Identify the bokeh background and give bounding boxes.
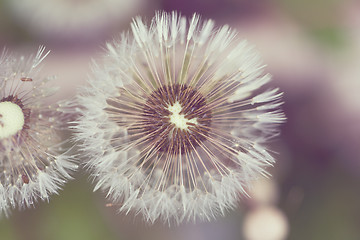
[0,0,359,239]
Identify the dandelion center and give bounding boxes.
[141,84,212,153]
[0,101,25,139]
[168,102,197,130]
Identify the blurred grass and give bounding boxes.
[288,166,360,240]
[40,176,118,240]
[0,214,17,239]
[0,175,120,240]
[308,27,348,49]
[280,0,348,50]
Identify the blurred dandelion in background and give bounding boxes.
[74,11,285,224]
[243,205,289,240]
[3,0,149,43]
[0,46,77,216]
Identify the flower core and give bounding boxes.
[168,101,197,130]
[139,84,212,153]
[0,101,25,139]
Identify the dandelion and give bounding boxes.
[0,46,77,216]
[75,12,285,224]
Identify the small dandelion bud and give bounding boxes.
[0,46,77,216]
[75,12,286,224]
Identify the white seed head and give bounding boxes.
[0,47,77,216]
[0,101,25,139]
[75,11,285,225]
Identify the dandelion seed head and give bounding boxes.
[75,12,285,224]
[0,47,77,216]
